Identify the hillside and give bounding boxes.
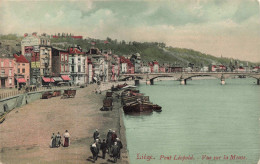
[0,34,257,67]
[51,37,255,67]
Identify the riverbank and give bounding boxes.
[0,83,129,164]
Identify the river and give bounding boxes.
[123,78,260,164]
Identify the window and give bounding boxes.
[78,58,81,62]
[65,55,67,61]
[61,54,64,61]
[71,66,74,72]
[65,65,67,72]
[78,65,81,72]
[22,64,25,66]
[1,61,4,67]
[9,69,12,76]
[1,69,4,74]
[9,78,12,85]
[22,69,25,73]
[78,76,81,80]
[18,69,20,73]
[9,61,12,67]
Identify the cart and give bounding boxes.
[42,92,52,99]
[101,98,113,111]
[52,90,61,97]
[61,89,76,99]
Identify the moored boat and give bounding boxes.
[152,104,162,112]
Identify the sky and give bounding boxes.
[0,0,260,62]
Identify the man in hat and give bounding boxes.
[95,138,101,154]
[100,139,107,159]
[116,138,123,159]
[111,142,119,163]
[111,131,117,143]
[90,142,98,162]
[106,129,113,154]
[93,129,99,141]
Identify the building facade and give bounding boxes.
[13,54,30,87]
[0,54,15,88]
[69,46,86,85]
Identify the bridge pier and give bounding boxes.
[180,78,186,85]
[134,79,140,86]
[146,80,151,85]
[221,79,225,85]
[220,74,225,85]
[257,79,260,85]
[150,79,154,85]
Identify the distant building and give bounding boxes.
[69,46,86,85]
[120,56,134,74]
[130,53,141,73]
[87,47,108,82]
[168,66,183,72]
[21,33,51,86]
[13,53,30,87]
[148,61,159,73]
[52,47,70,84]
[140,62,151,73]
[0,52,16,88]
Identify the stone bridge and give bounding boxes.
[120,72,260,85]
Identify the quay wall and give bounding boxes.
[0,88,76,114]
[99,80,135,91]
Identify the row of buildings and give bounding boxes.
[0,33,259,89]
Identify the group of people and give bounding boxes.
[50,130,70,148]
[90,129,123,163]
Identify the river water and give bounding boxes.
[123,78,260,164]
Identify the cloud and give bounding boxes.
[0,0,259,62]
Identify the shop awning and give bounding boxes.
[17,78,26,83]
[52,77,63,82]
[42,77,54,83]
[61,75,71,81]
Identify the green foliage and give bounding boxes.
[0,34,22,41]
[1,34,256,67]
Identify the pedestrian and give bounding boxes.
[116,138,123,159]
[100,139,107,159]
[50,133,56,148]
[93,129,99,141]
[63,130,70,147]
[90,142,98,163]
[106,129,113,154]
[56,132,61,147]
[111,131,117,143]
[111,142,119,163]
[95,138,101,155]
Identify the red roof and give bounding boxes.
[69,47,84,55]
[13,54,29,63]
[120,56,133,67]
[71,36,83,39]
[61,75,71,81]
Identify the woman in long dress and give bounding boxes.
[63,130,70,147]
[50,133,56,148]
[56,132,61,147]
